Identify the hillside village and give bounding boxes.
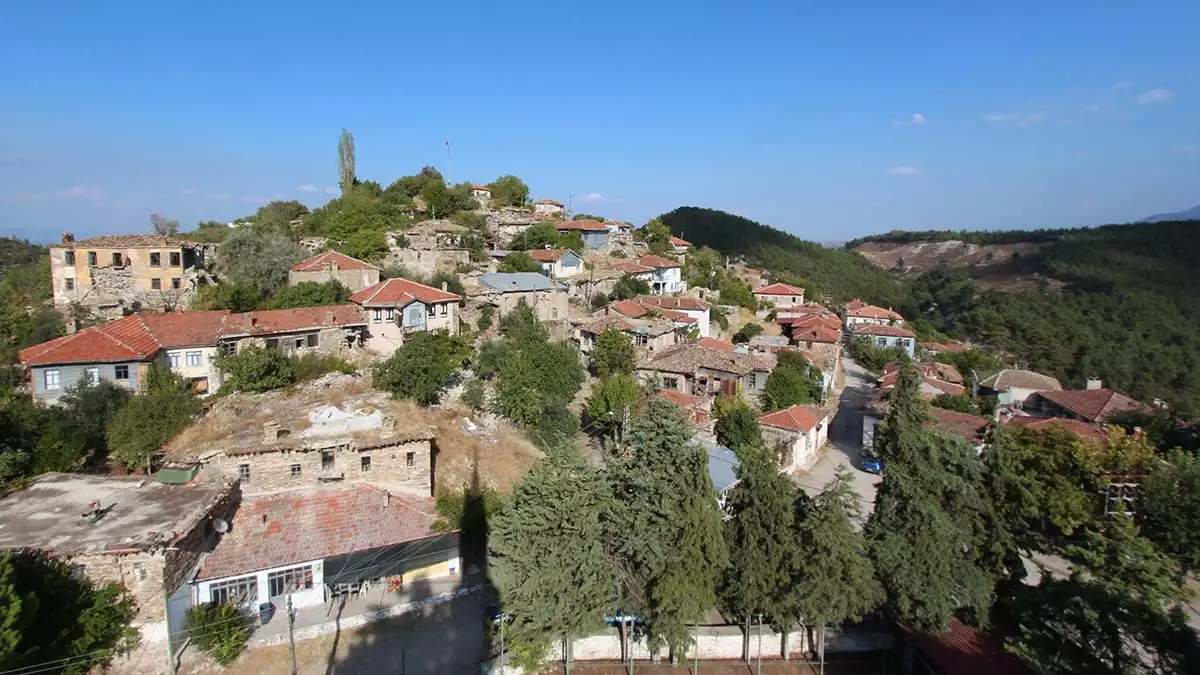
[0,154,1197,675]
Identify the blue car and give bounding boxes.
[860,453,884,474]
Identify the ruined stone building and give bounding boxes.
[288,250,381,292]
[50,233,211,319]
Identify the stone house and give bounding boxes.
[218,305,367,356]
[288,250,381,292]
[976,369,1063,407]
[533,199,565,216]
[852,323,917,357]
[658,389,713,426]
[529,248,584,278]
[556,219,610,249]
[576,315,681,355]
[49,233,210,319]
[636,342,774,400]
[758,404,832,471]
[635,294,711,337]
[753,282,806,309]
[0,473,238,652]
[608,298,701,336]
[385,221,472,277]
[473,272,570,322]
[842,299,905,329]
[349,278,462,356]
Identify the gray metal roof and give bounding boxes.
[703,443,740,493]
[477,272,566,293]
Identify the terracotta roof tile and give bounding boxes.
[19,311,232,366]
[556,219,607,232]
[789,324,842,344]
[847,304,904,321]
[754,282,806,296]
[758,404,830,433]
[636,294,711,311]
[643,343,773,377]
[844,299,869,311]
[883,361,964,384]
[528,248,573,262]
[291,250,380,272]
[196,486,441,581]
[901,618,1029,675]
[1030,388,1149,423]
[929,408,990,444]
[1008,416,1107,442]
[852,324,916,338]
[607,261,655,275]
[920,341,968,353]
[670,236,692,247]
[223,305,366,336]
[609,300,650,319]
[696,337,737,351]
[978,369,1062,392]
[350,278,461,306]
[636,254,681,269]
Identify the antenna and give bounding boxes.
[212,517,230,534]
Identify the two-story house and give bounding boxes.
[852,323,917,357]
[288,250,381,292]
[636,342,775,400]
[753,282,806,308]
[671,236,692,255]
[758,404,832,471]
[471,184,492,206]
[473,273,569,322]
[349,278,462,356]
[529,248,584,278]
[635,294,710,337]
[49,233,209,318]
[843,299,905,329]
[576,315,682,355]
[556,220,610,249]
[1023,383,1150,424]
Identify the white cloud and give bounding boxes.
[578,192,605,203]
[890,113,927,126]
[884,166,922,176]
[1176,144,1197,158]
[1137,88,1175,105]
[982,110,1047,128]
[0,186,105,205]
[1081,104,1104,114]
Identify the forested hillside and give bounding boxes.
[661,208,1200,415]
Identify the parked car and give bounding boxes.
[860,453,884,474]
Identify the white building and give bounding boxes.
[758,404,831,471]
[529,248,584,278]
[852,323,917,358]
[753,282,806,308]
[533,199,565,216]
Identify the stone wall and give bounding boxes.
[205,438,434,497]
[382,247,470,277]
[162,485,242,594]
[75,550,168,622]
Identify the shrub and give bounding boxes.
[213,346,298,393]
[295,353,356,381]
[732,322,764,344]
[461,378,488,412]
[186,603,250,665]
[477,305,495,332]
[589,292,610,311]
[373,332,471,405]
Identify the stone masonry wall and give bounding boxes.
[206,439,433,497]
[75,550,168,622]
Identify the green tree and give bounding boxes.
[476,304,495,332]
[732,322,763,344]
[213,345,298,393]
[215,229,307,296]
[930,393,977,414]
[107,365,199,471]
[720,444,804,646]
[717,276,757,309]
[492,447,616,668]
[713,397,763,453]
[338,128,355,196]
[795,470,884,668]
[643,218,674,256]
[494,341,584,426]
[335,228,389,262]
[1140,449,1200,575]
[251,200,309,234]
[498,300,549,345]
[591,327,635,377]
[486,175,530,207]
[189,282,264,312]
[373,332,471,405]
[461,378,488,412]
[606,398,729,656]
[586,374,640,439]
[498,251,542,274]
[682,246,723,289]
[183,220,233,243]
[611,275,651,301]
[265,280,351,309]
[762,350,822,411]
[58,379,131,459]
[185,603,249,665]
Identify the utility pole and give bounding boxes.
[756,613,763,675]
[692,623,699,674]
[287,595,298,675]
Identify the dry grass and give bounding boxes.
[425,405,541,492]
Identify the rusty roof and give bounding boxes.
[758,404,831,433]
[1030,388,1149,423]
[291,250,380,272]
[350,278,461,307]
[195,485,441,581]
[636,294,710,311]
[556,219,607,232]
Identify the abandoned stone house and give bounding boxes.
[0,473,239,640]
[575,315,682,355]
[384,221,472,276]
[472,272,570,322]
[49,233,211,319]
[288,250,381,292]
[636,342,775,400]
[758,404,832,471]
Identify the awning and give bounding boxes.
[322,532,460,586]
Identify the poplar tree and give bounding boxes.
[606,397,728,657]
[338,128,355,196]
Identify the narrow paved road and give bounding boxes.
[797,357,881,510]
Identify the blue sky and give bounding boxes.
[1,0,1197,243]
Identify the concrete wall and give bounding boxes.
[31,360,141,400]
[289,267,381,293]
[363,302,458,356]
[862,413,880,450]
[865,334,915,358]
[160,346,222,394]
[75,550,168,622]
[762,416,829,471]
[204,438,434,497]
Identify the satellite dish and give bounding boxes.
[212,518,230,534]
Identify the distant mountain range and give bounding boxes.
[1141,204,1200,223]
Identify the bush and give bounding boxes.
[461,378,488,412]
[732,323,764,344]
[107,365,199,471]
[611,275,651,301]
[589,292,610,311]
[499,251,543,274]
[186,603,250,665]
[213,346,298,393]
[373,332,471,405]
[477,305,495,332]
[265,280,350,310]
[931,393,978,414]
[295,353,356,381]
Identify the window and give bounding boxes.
[321,451,335,471]
[87,251,97,266]
[64,250,75,265]
[186,351,202,367]
[111,252,122,266]
[114,365,129,380]
[265,338,280,350]
[373,309,382,324]
[552,307,559,319]
[877,337,887,346]
[169,251,181,266]
[634,334,648,347]
[439,303,447,316]
[131,561,147,582]
[361,455,371,472]
[405,452,415,467]
[65,278,75,291]
[385,308,394,322]
[305,333,318,348]
[747,373,757,389]
[662,376,679,390]
[294,337,305,350]
[43,370,60,390]
[238,464,250,482]
[290,464,301,479]
[151,278,162,290]
[84,367,100,385]
[209,575,258,606]
[267,565,313,598]
[149,252,161,266]
[169,352,181,368]
[171,277,181,290]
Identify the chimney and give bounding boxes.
[441,281,448,291]
[324,308,335,325]
[1086,378,1103,390]
[61,233,75,244]
[511,280,519,290]
[243,313,254,331]
[262,421,281,444]
[331,260,340,274]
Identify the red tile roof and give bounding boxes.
[556,219,608,232]
[670,236,692,247]
[853,323,916,338]
[60,234,190,248]
[658,389,701,408]
[528,248,575,262]
[609,300,650,319]
[847,304,904,321]
[883,361,964,385]
[19,311,232,366]
[471,184,491,192]
[223,305,366,336]
[920,341,968,353]
[696,337,737,351]
[291,250,379,272]
[1008,416,1107,443]
[758,404,830,433]
[608,261,655,275]
[350,278,461,307]
[781,313,842,331]
[636,254,681,269]
[879,373,967,397]
[1031,388,1149,423]
[636,295,710,311]
[196,486,442,581]
[608,299,696,324]
[754,282,806,296]
[929,408,991,444]
[789,324,842,344]
[901,618,1029,675]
